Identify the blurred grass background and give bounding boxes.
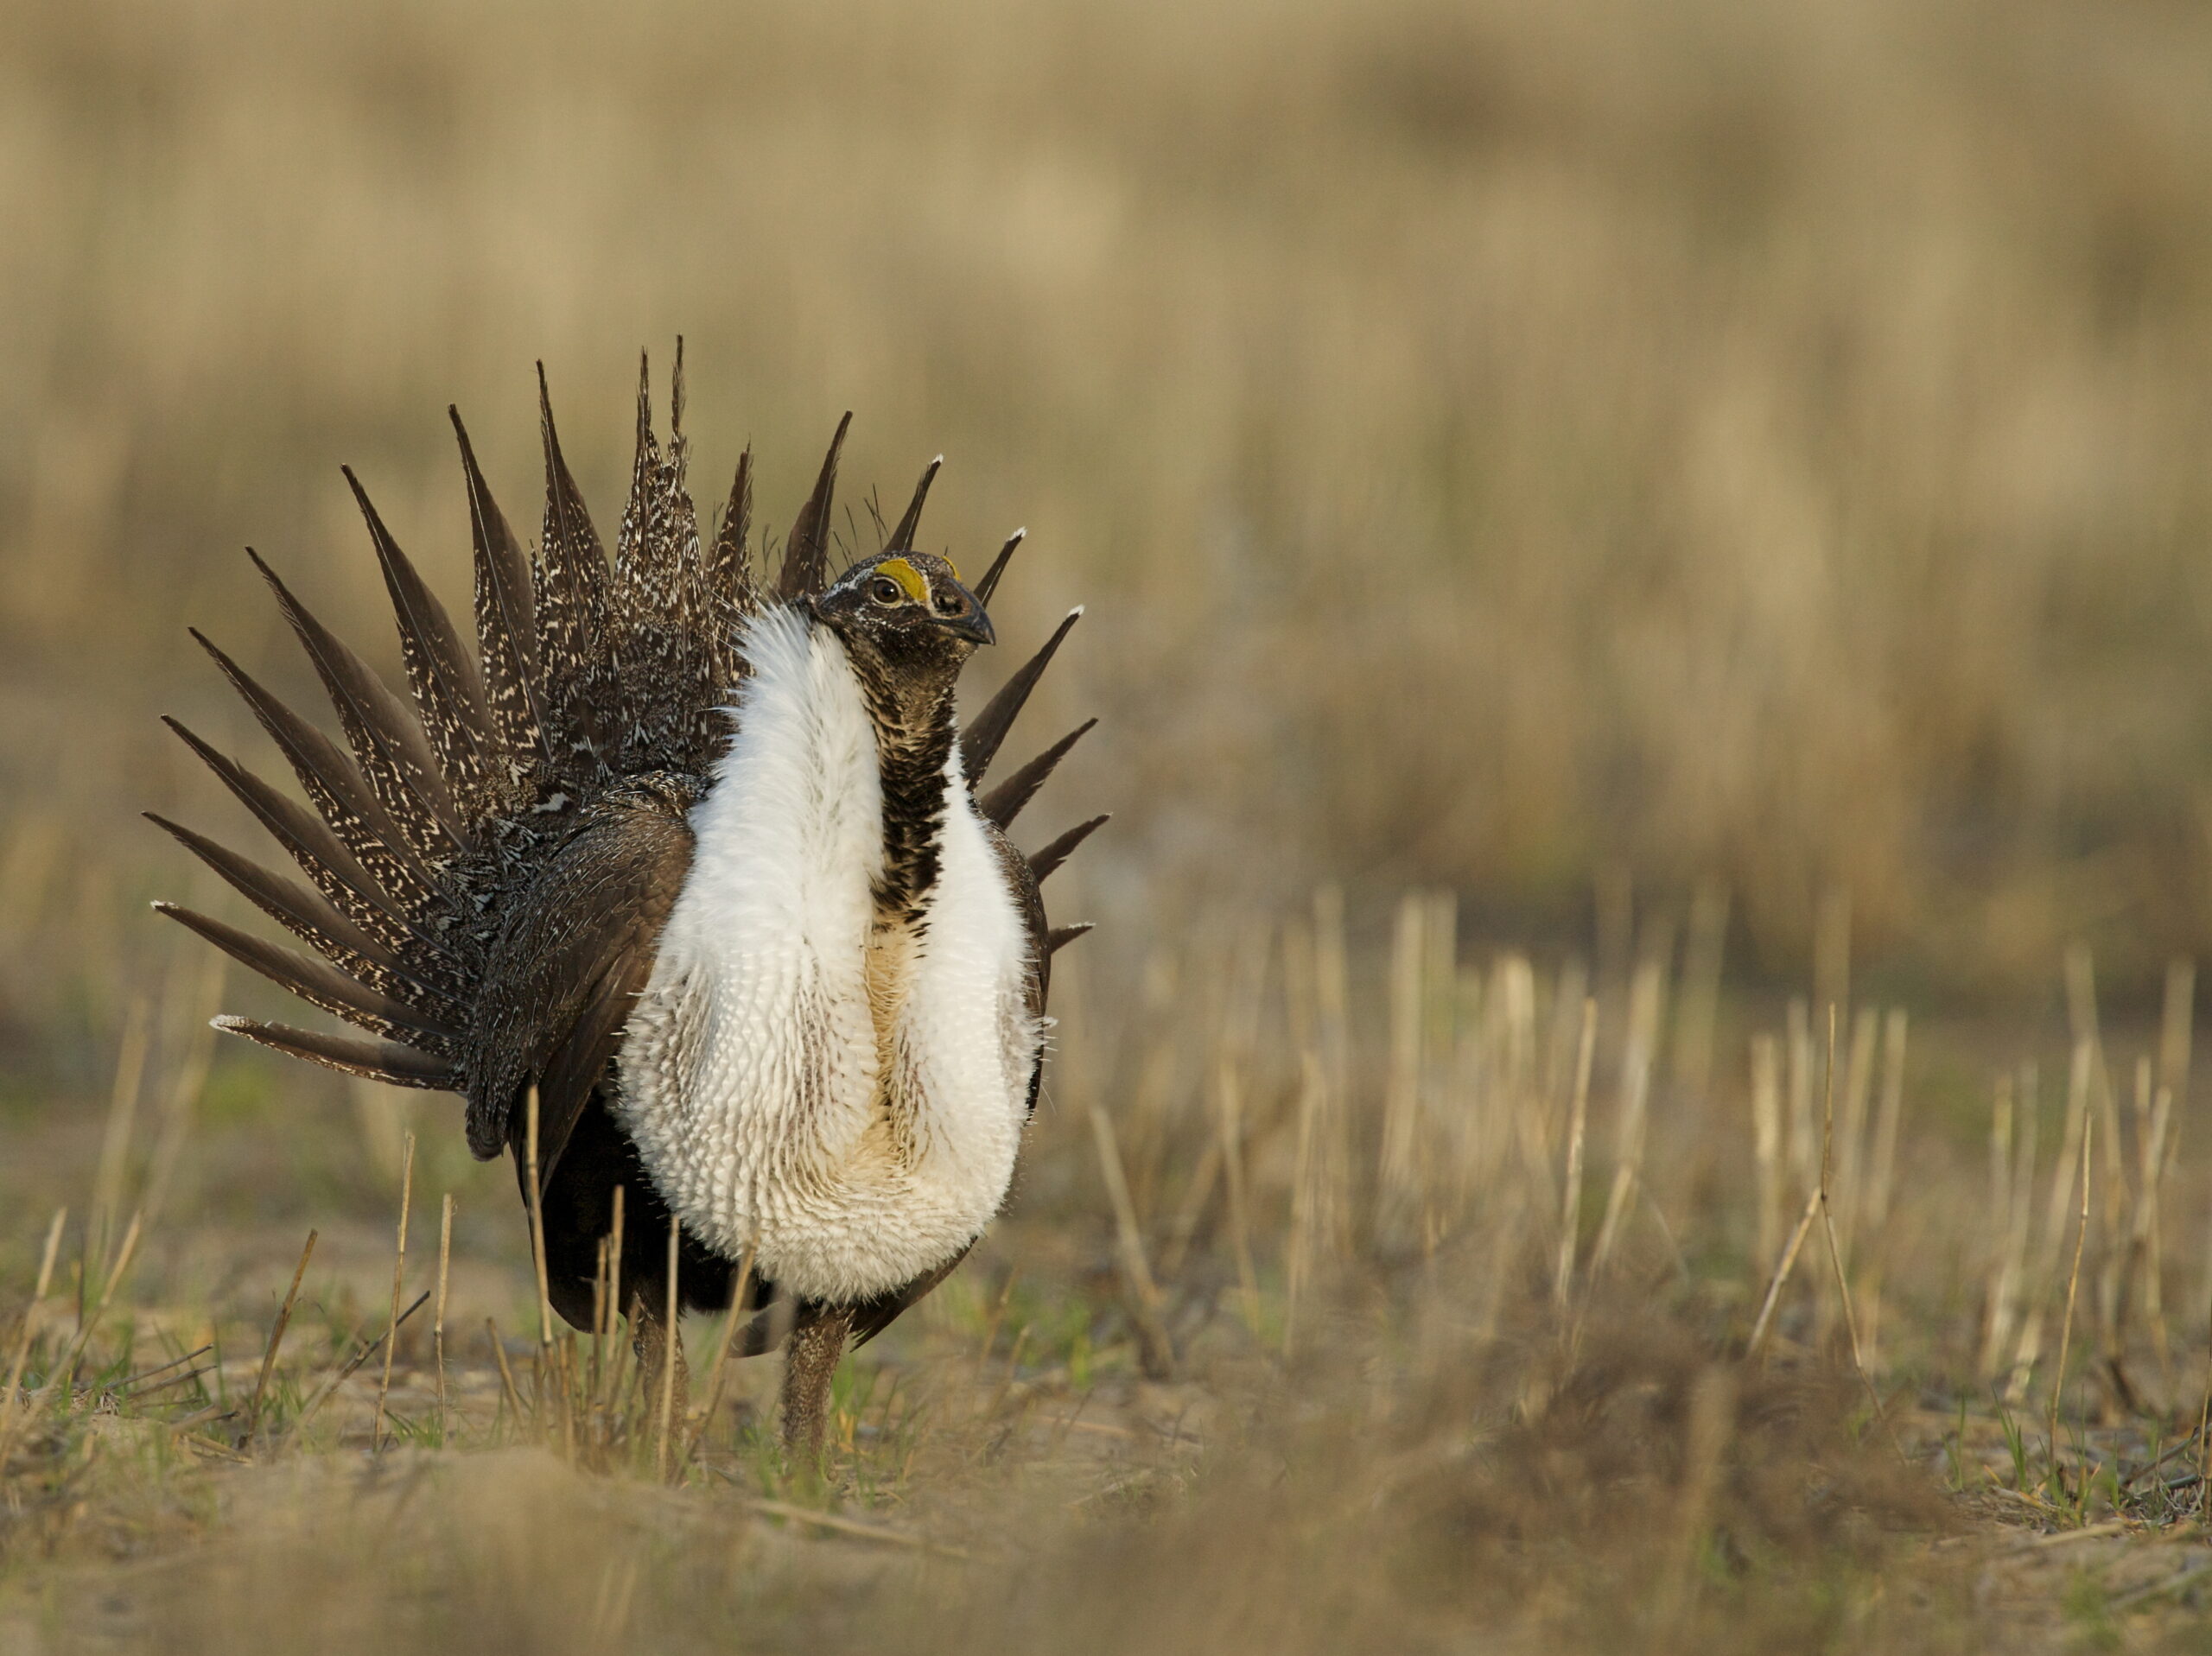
[9,0,2212,1063]
[13,5,2212,1644]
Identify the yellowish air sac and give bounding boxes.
[875,557,929,603]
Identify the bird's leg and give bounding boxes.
[779,1303,853,1460]
[630,1285,690,1436]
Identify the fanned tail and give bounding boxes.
[156,353,1104,1094]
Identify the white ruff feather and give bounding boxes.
[614,606,1039,1303]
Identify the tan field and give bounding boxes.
[7,0,2212,1647]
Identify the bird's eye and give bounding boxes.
[868,576,904,606]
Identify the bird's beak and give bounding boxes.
[931,581,996,646]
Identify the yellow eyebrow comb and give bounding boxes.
[874,557,930,602]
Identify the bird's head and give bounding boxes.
[811,551,995,693]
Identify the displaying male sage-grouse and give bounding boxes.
[149,355,1103,1453]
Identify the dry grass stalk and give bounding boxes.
[1979,1079,2022,1379]
[434,1194,454,1438]
[1310,886,1354,1256]
[245,1227,316,1443]
[603,1184,628,1413]
[554,1330,578,1463]
[1749,1187,1822,1363]
[686,1243,755,1469]
[1158,1139,1220,1282]
[2063,952,2131,1318]
[2009,1037,2094,1401]
[1832,1006,1878,1263]
[1863,1016,1909,1235]
[2110,1060,2177,1401]
[1424,897,1462,1177]
[1786,998,1816,1206]
[1377,892,1427,1242]
[2092,1054,2129,1391]
[2162,957,2195,1108]
[1119,946,1185,1224]
[1589,958,1662,1279]
[139,949,224,1232]
[523,1087,575,1458]
[1087,1099,1173,1375]
[1214,1056,1262,1337]
[984,1325,1032,1425]
[286,1291,429,1446]
[0,1208,67,1462]
[1751,1035,1783,1273]
[1553,999,1597,1314]
[1285,1050,1327,1360]
[1670,880,1728,1099]
[88,996,150,1279]
[486,1317,524,1431]
[2141,1084,2176,1391]
[655,1217,679,1479]
[1748,1006,1840,1367]
[373,1128,416,1450]
[113,1343,212,1402]
[2050,1097,2094,1474]
[1153,924,1269,1280]
[976,1272,1018,1367]
[2198,1342,2212,1510]
[589,1239,611,1402]
[1810,1008,1888,1443]
[524,1085,553,1353]
[52,1207,143,1400]
[1853,1012,1908,1365]
[2009,1063,2041,1298]
[1485,954,1540,1203]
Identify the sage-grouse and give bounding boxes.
[150,356,1102,1453]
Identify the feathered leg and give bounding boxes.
[780,1302,853,1458]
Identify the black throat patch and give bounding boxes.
[848,648,960,926]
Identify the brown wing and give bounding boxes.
[464,796,695,1177]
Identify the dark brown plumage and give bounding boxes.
[152,349,1100,1448]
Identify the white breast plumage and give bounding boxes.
[614,605,1040,1303]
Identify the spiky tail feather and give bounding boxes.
[156,358,1102,1086]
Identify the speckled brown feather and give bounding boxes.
[188,631,448,923]
[534,365,618,779]
[453,407,550,783]
[249,549,473,857]
[156,360,1101,1349]
[160,718,431,961]
[346,466,497,818]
